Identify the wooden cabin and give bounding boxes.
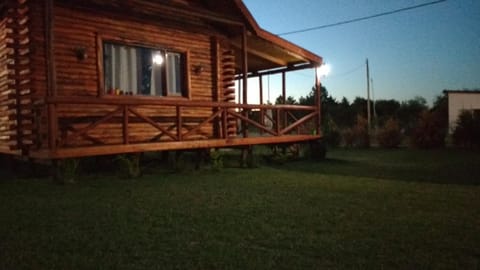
[0,0,324,161]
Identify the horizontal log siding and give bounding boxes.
[0,16,15,154]
[0,0,33,155]
[34,2,221,149]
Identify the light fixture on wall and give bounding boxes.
[193,64,204,75]
[74,47,87,61]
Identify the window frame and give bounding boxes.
[97,33,191,100]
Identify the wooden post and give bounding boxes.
[241,27,248,138]
[259,75,264,134]
[123,106,129,144]
[222,107,228,139]
[315,67,322,136]
[96,33,104,97]
[276,108,281,135]
[282,71,287,132]
[282,72,286,104]
[211,37,220,139]
[177,106,183,141]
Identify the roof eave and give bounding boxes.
[233,0,322,66]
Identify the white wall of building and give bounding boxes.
[447,91,480,133]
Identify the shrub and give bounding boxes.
[209,149,224,171]
[342,128,355,147]
[410,110,446,148]
[452,110,480,148]
[343,115,370,148]
[116,154,142,178]
[53,158,80,184]
[377,118,402,148]
[323,117,341,148]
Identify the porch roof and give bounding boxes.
[205,0,323,73]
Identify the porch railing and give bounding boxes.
[37,96,320,152]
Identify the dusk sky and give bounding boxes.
[243,0,480,105]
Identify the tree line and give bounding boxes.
[275,86,479,149]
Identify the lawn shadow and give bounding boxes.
[266,149,480,186]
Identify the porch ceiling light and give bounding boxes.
[317,63,331,79]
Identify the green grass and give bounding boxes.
[0,148,479,269]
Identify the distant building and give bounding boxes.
[444,90,480,133]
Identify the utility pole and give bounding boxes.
[371,78,377,128]
[366,58,371,134]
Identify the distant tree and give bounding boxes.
[336,97,354,128]
[350,97,368,118]
[431,94,449,134]
[452,110,480,148]
[275,95,298,105]
[398,96,428,135]
[298,85,328,106]
[410,110,446,148]
[374,99,401,126]
[377,118,402,148]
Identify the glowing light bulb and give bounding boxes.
[152,53,163,65]
[317,63,331,78]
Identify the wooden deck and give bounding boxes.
[29,96,322,159]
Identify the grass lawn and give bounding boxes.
[0,148,479,269]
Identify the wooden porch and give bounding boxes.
[29,96,321,159]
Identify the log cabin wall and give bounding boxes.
[0,15,13,154]
[28,0,238,149]
[0,0,33,155]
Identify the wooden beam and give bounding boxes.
[280,111,317,135]
[123,105,129,144]
[46,96,317,111]
[228,110,277,136]
[259,75,264,134]
[96,33,104,97]
[176,106,182,141]
[29,135,321,159]
[242,28,248,138]
[128,107,177,141]
[60,0,244,27]
[231,41,287,67]
[242,28,248,105]
[237,62,316,79]
[315,67,321,136]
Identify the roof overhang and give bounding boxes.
[229,0,322,74]
[199,0,322,74]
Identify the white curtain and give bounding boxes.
[166,52,181,95]
[105,44,139,94]
[150,50,163,96]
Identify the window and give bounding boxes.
[103,42,186,97]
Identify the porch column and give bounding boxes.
[315,67,321,136]
[259,75,264,134]
[282,71,286,131]
[241,27,248,138]
[282,71,286,104]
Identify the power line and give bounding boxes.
[328,63,364,79]
[278,0,447,36]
